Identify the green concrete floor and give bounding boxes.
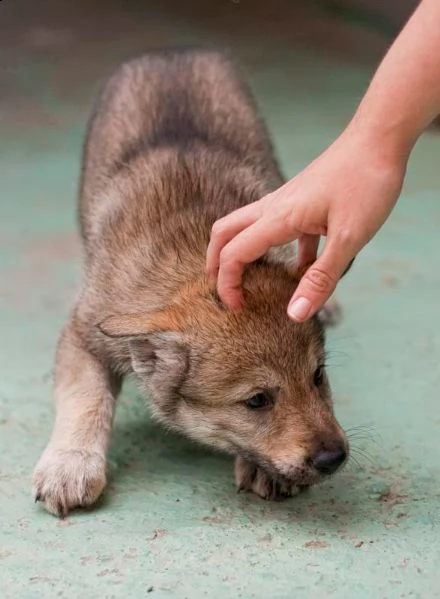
[1,1,440,597]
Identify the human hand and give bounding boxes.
[206,127,407,322]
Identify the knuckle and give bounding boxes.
[262,192,274,206]
[282,208,299,235]
[219,246,234,265]
[211,219,227,238]
[305,268,335,293]
[334,227,357,249]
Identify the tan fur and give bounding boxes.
[32,49,348,516]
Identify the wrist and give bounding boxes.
[345,106,417,168]
[341,114,412,175]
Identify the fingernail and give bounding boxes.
[288,297,311,322]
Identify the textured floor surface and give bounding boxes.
[1,1,440,597]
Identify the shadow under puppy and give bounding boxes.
[33,49,350,517]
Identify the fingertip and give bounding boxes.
[287,296,312,322]
[219,288,244,312]
[206,267,218,287]
[205,252,218,277]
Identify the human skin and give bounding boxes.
[207,0,440,322]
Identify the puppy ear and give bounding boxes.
[98,308,181,338]
[98,310,188,413]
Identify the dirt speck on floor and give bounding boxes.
[259,533,273,544]
[149,528,167,541]
[97,568,122,578]
[382,275,400,288]
[379,491,408,507]
[304,540,329,549]
[202,514,229,524]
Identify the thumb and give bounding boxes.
[287,242,352,322]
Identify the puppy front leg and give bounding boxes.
[33,324,121,517]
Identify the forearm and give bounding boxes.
[349,0,440,160]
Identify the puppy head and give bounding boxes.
[99,262,348,487]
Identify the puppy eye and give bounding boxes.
[245,392,272,410]
[313,365,325,387]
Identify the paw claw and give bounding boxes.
[32,447,106,517]
[235,456,300,501]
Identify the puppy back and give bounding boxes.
[79,49,283,240]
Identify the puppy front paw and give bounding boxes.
[234,456,300,501]
[32,446,106,517]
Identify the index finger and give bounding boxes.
[206,203,262,282]
[217,216,300,309]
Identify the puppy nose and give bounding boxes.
[312,444,347,475]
